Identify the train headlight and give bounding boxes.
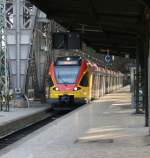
[55,87,59,91]
[53,87,59,91]
[73,87,78,91]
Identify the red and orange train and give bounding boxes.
[47,56,123,105]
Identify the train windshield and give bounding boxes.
[55,66,80,84]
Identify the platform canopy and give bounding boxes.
[30,0,150,58]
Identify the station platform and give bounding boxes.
[0,102,50,138]
[0,86,150,158]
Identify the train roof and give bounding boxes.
[53,56,123,76]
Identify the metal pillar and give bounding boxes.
[135,39,140,113]
[144,53,149,126]
[16,0,21,92]
[6,0,37,94]
[0,0,9,111]
[149,43,150,132]
[149,32,150,131]
[25,13,66,100]
[144,13,149,127]
[145,9,150,131]
[130,67,136,92]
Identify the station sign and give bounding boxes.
[105,54,113,65]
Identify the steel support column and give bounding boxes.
[144,50,149,126]
[16,0,21,92]
[145,15,149,127]
[149,30,150,132]
[144,8,150,129]
[0,0,9,111]
[6,0,37,94]
[136,39,140,113]
[146,9,150,132]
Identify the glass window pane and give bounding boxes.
[55,66,79,84]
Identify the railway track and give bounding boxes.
[0,109,70,150]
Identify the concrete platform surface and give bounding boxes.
[0,86,150,158]
[0,102,49,125]
[0,102,50,138]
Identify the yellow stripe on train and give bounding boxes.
[49,86,89,99]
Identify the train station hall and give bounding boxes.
[0,0,150,157]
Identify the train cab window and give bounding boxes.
[80,72,89,87]
[55,66,80,84]
[48,76,54,87]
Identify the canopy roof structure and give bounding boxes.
[30,0,150,58]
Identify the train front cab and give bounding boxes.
[47,61,93,104]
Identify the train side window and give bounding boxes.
[48,76,54,87]
[80,72,89,87]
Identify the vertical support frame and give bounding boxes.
[16,0,21,93]
[143,13,149,126]
[135,38,140,113]
[0,0,9,95]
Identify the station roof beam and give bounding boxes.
[29,0,149,57]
